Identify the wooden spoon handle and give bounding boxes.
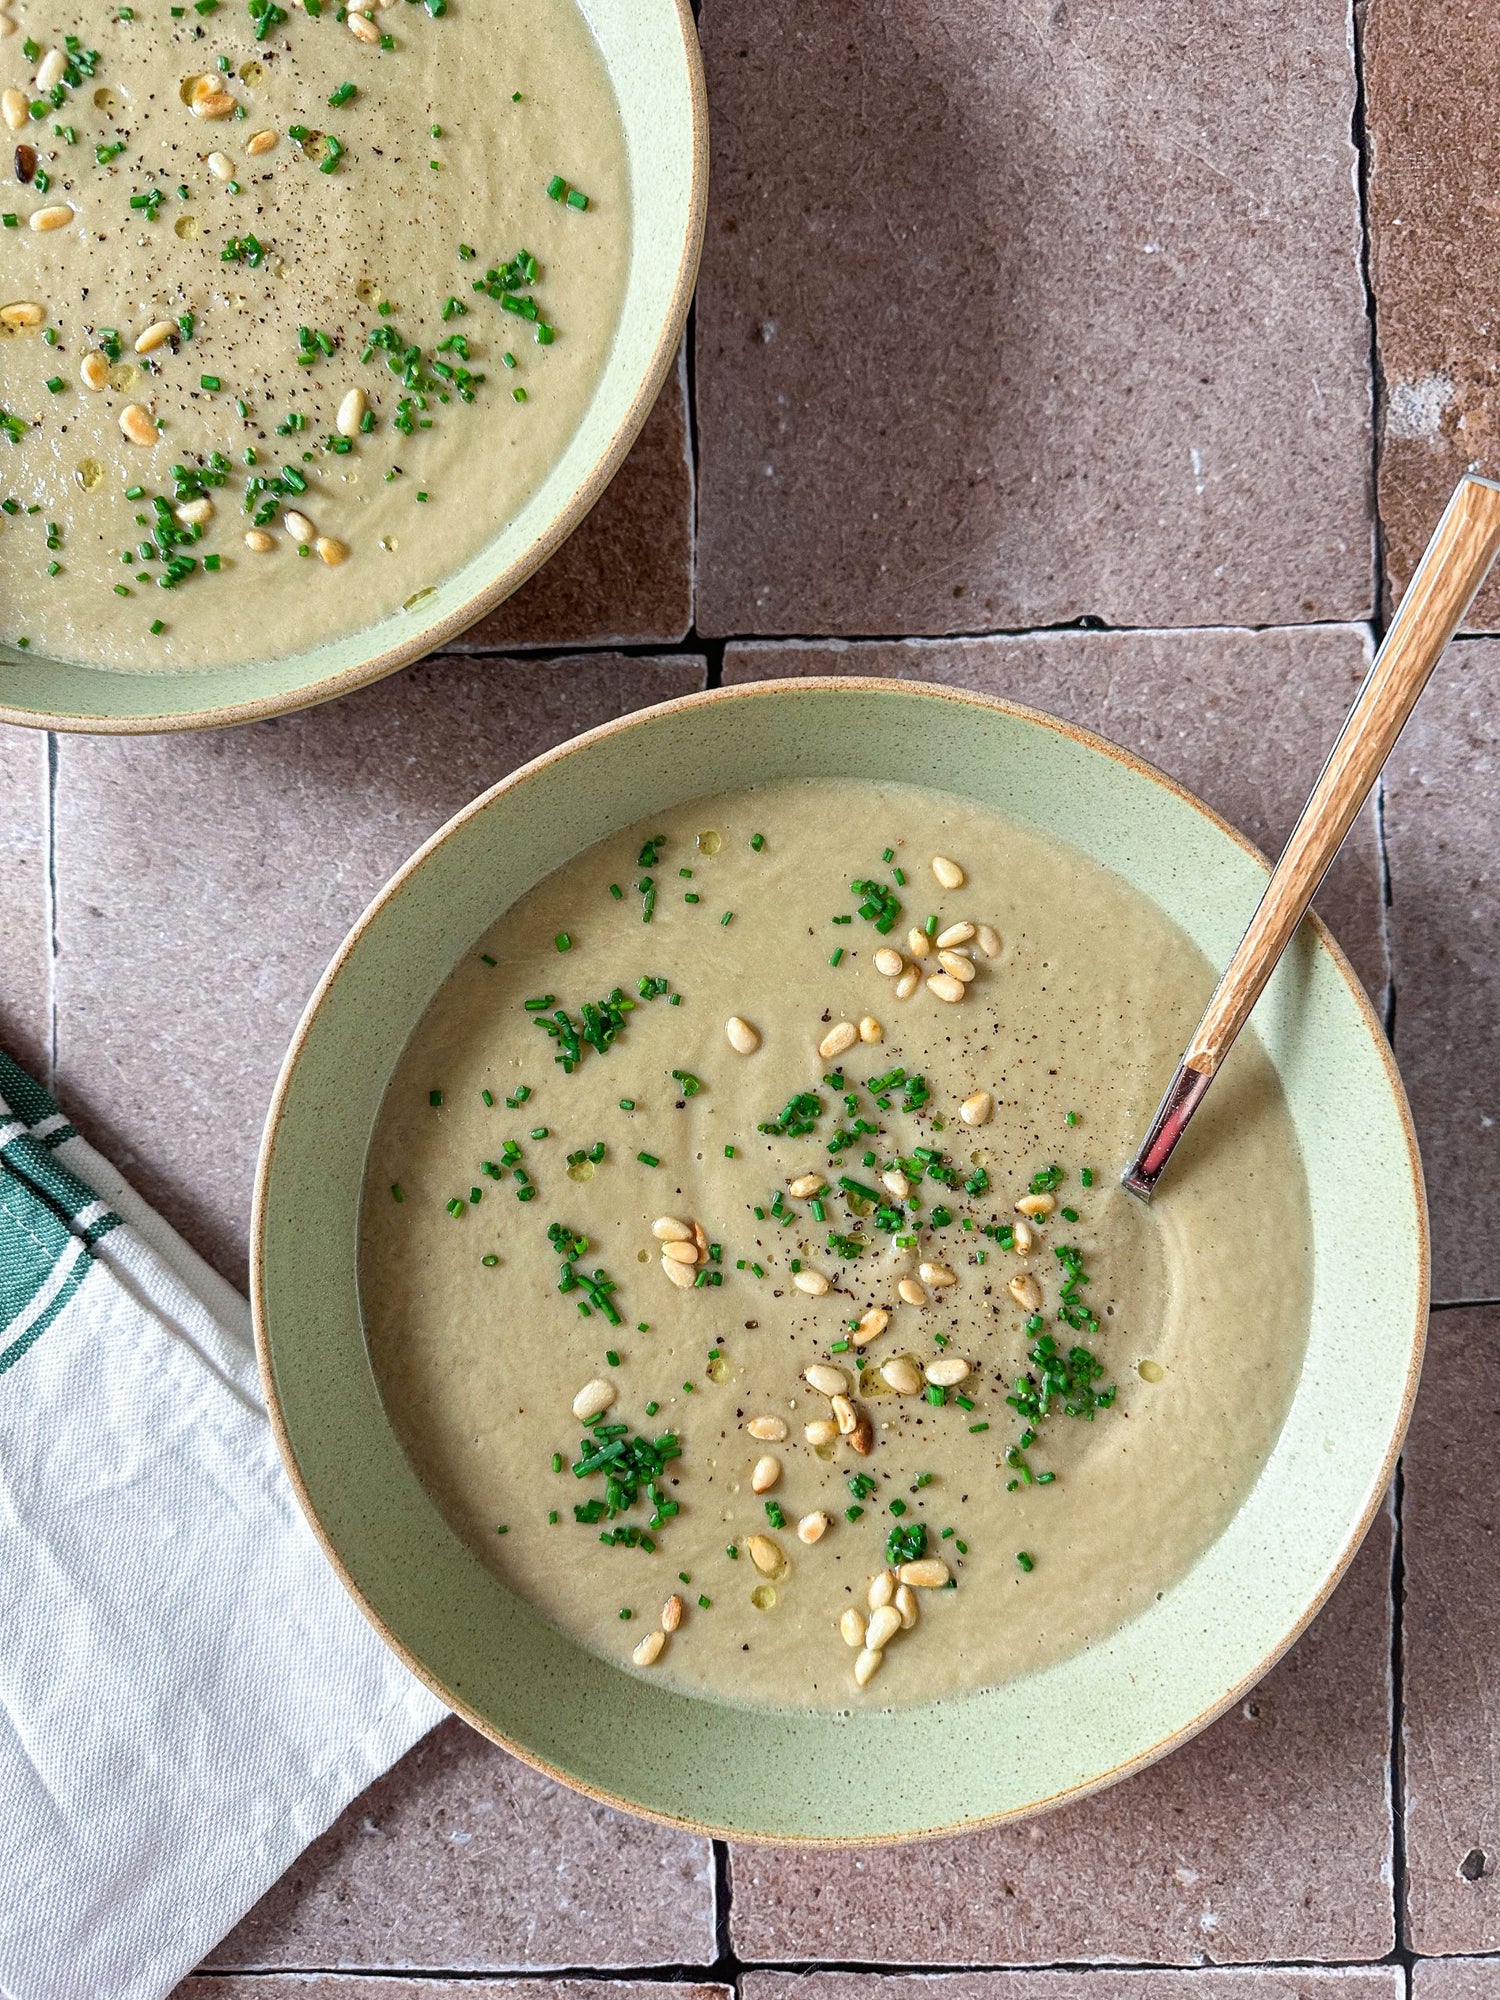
[1184,472,1500,1074]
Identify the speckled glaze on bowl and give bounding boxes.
[0,0,706,736]
[253,678,1427,1844]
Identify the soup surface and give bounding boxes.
[0,0,628,671]
[361,780,1313,1712]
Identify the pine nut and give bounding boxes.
[692,1219,710,1258]
[662,1593,684,1632]
[631,1629,665,1667]
[932,855,965,889]
[207,150,234,179]
[191,89,236,118]
[1009,1273,1043,1312]
[804,1418,838,1448]
[1012,1218,1034,1253]
[819,1021,857,1060]
[1016,1192,1056,1217]
[244,528,275,552]
[118,403,158,446]
[857,1015,883,1044]
[853,1646,882,1687]
[840,1607,866,1649]
[975,923,1002,957]
[661,1238,699,1265]
[879,1356,922,1395]
[348,9,380,38]
[245,127,279,155]
[866,1603,902,1650]
[919,1261,957,1289]
[725,1014,760,1054]
[788,1172,825,1199]
[797,1511,829,1544]
[175,496,213,526]
[829,1396,857,1438]
[899,1557,951,1588]
[925,1355,971,1387]
[745,1534,783,1577]
[316,534,349,566]
[960,1090,993,1126]
[937,950,976,982]
[881,1168,910,1199]
[0,18,17,35]
[897,1276,928,1307]
[894,968,920,1000]
[661,1255,697,1289]
[794,1268,831,1297]
[283,508,315,544]
[134,320,176,355]
[854,1306,889,1345]
[0,300,43,328]
[80,350,110,389]
[804,1363,848,1398]
[848,1414,874,1455]
[907,927,931,959]
[868,1569,896,1611]
[751,1454,781,1493]
[873,947,904,977]
[572,1378,616,1421]
[895,1583,919,1629]
[2,88,27,131]
[747,1415,788,1442]
[34,47,65,90]
[936,921,976,949]
[927,972,965,1004]
[652,1216,693,1241]
[30,203,74,231]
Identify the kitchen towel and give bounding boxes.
[0,1049,446,2000]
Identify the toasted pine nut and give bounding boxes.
[33,47,65,90]
[661,1255,697,1289]
[854,1306,889,1345]
[245,126,279,155]
[662,1593,684,1632]
[797,1511,829,1545]
[283,508,315,544]
[745,1533,783,1577]
[804,1418,839,1449]
[803,1363,848,1397]
[244,528,275,552]
[866,1603,902,1650]
[974,923,1002,957]
[631,1629,665,1667]
[175,496,213,526]
[897,1276,928,1307]
[1009,1273,1043,1312]
[661,1238,699,1265]
[894,968,920,1000]
[819,1020,857,1060]
[348,8,380,37]
[895,1583,919,1629]
[1012,1218,1034,1253]
[932,854,965,889]
[788,1172,825,1199]
[134,320,176,354]
[853,1646,882,1687]
[0,18,17,35]
[936,921,976,949]
[960,1090,993,1127]
[840,1607,867,1649]
[881,1168,910,1200]
[868,1569,896,1611]
[207,150,234,179]
[919,1261,957,1289]
[751,1454,781,1493]
[848,1414,874,1455]
[652,1215,693,1241]
[30,203,74,231]
[191,89,236,118]
[572,1378,616,1422]
[879,1356,922,1395]
[907,927,931,959]
[2,89,28,131]
[80,350,110,389]
[315,535,348,566]
[937,950,976,982]
[825,1399,854,1443]
[925,1355,972,1387]
[725,1014,761,1054]
[0,300,43,328]
[747,1415,788,1443]
[873,946,904,977]
[858,1015,883,1044]
[794,1268,831,1297]
[1016,1192,1056,1218]
[927,972,965,1004]
[118,403,158,446]
[900,1557,951,1588]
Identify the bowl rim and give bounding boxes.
[251,673,1430,1845]
[0,0,709,738]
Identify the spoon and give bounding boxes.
[1123,472,1500,1201]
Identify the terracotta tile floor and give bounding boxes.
[3,0,1498,1987]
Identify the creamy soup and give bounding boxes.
[360,781,1313,1712]
[0,0,627,670]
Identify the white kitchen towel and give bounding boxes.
[0,1050,447,2000]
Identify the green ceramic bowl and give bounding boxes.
[0,0,706,736]
[253,678,1427,1843]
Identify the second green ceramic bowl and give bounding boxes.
[253,678,1427,1843]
